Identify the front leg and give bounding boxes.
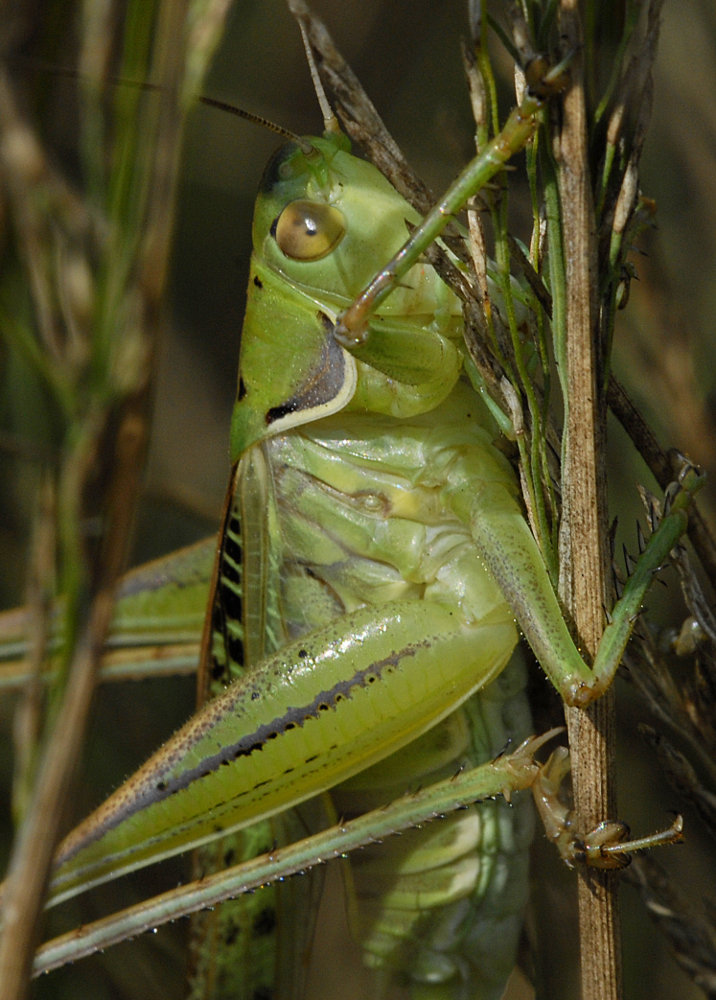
[459,462,703,706]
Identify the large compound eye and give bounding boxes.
[272,200,346,261]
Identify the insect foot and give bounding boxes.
[531,746,684,870]
[493,728,565,801]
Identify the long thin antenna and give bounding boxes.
[196,94,304,145]
[17,61,311,150]
[297,19,340,135]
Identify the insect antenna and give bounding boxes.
[194,94,306,147]
[19,59,313,151]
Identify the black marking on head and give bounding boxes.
[259,141,302,194]
[265,401,294,423]
[238,376,247,401]
[265,314,345,425]
[318,311,334,335]
[253,274,263,290]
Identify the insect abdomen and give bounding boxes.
[331,664,533,999]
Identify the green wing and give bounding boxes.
[0,539,213,690]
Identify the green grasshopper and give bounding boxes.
[0,4,706,1000]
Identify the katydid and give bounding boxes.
[17,78,696,1000]
[0,17,703,1000]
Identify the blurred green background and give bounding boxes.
[1,1,714,998]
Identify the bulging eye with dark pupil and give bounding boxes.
[273,200,346,261]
